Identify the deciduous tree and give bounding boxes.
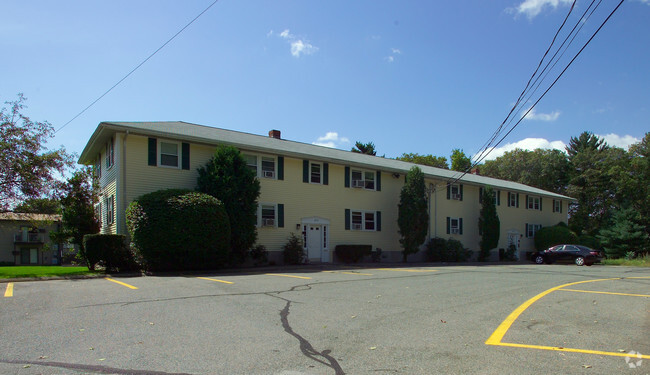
[450,149,471,172]
[397,153,449,169]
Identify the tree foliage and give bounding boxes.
[196,146,261,264]
[51,168,100,261]
[397,153,449,169]
[450,149,471,172]
[351,141,377,156]
[597,207,647,259]
[397,166,428,262]
[533,223,578,251]
[13,198,61,214]
[0,94,73,210]
[478,186,500,261]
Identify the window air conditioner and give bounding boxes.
[351,180,364,188]
[451,228,460,234]
[452,193,461,200]
[263,170,275,178]
[352,223,362,230]
[262,218,275,227]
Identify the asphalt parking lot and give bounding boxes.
[1,264,648,375]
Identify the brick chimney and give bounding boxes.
[269,130,281,139]
[471,167,480,175]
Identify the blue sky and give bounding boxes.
[2,0,648,162]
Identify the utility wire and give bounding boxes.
[444,0,625,188]
[54,0,220,134]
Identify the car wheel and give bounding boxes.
[575,256,585,266]
[534,255,545,264]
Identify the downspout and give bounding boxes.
[121,131,129,235]
[433,183,438,238]
[427,183,432,242]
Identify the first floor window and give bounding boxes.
[349,210,379,231]
[105,195,115,225]
[447,217,463,235]
[526,223,542,238]
[261,205,276,227]
[160,141,179,167]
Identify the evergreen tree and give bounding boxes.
[478,186,500,261]
[196,146,261,264]
[598,207,648,259]
[351,141,377,156]
[397,166,428,262]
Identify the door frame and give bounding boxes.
[301,217,330,262]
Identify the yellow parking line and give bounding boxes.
[323,271,373,276]
[559,288,650,298]
[265,273,311,280]
[197,277,234,284]
[486,276,650,359]
[105,277,138,290]
[4,283,13,297]
[376,268,437,273]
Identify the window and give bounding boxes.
[553,199,562,213]
[508,192,519,208]
[244,154,257,174]
[350,169,376,190]
[447,217,463,235]
[310,162,321,184]
[105,137,114,169]
[527,195,541,210]
[479,187,500,205]
[159,141,179,167]
[258,203,284,228]
[447,184,463,200]
[261,205,276,227]
[105,195,115,225]
[350,210,377,231]
[526,223,542,238]
[261,157,275,178]
[94,156,101,179]
[94,202,102,226]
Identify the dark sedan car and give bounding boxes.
[531,244,603,266]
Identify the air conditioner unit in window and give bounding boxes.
[262,218,275,227]
[452,193,461,200]
[352,223,362,230]
[451,228,460,234]
[351,180,364,188]
[263,170,275,178]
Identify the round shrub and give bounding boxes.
[283,233,305,265]
[534,224,578,251]
[126,189,230,272]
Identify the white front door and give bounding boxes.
[306,225,322,260]
[507,232,520,260]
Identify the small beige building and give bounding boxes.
[79,121,574,263]
[0,213,62,265]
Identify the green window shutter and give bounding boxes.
[277,204,284,228]
[479,187,483,203]
[560,201,562,213]
[345,209,351,230]
[376,171,381,191]
[446,217,450,234]
[376,211,381,231]
[507,192,511,207]
[526,195,529,209]
[344,166,350,187]
[447,185,451,200]
[497,191,501,206]
[181,143,190,170]
[516,193,520,208]
[277,156,284,180]
[148,138,157,166]
[525,223,529,237]
[459,218,463,235]
[460,184,463,201]
[323,163,329,185]
[539,197,543,211]
[303,160,309,183]
[552,199,556,212]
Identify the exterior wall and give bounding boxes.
[91,130,572,264]
[0,219,61,265]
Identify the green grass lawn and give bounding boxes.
[0,266,101,279]
[601,255,650,267]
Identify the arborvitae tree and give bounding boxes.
[478,186,500,262]
[397,166,428,262]
[196,146,261,264]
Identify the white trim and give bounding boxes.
[259,203,278,228]
[158,140,181,169]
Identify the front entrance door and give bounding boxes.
[21,248,38,264]
[306,225,322,260]
[507,232,520,260]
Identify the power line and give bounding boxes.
[54,0,220,134]
[444,0,625,188]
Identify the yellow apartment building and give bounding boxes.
[79,122,573,263]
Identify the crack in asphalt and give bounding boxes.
[265,286,345,375]
[0,358,192,374]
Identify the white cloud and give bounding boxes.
[385,56,395,63]
[479,138,567,161]
[522,107,560,121]
[385,47,402,63]
[391,48,402,54]
[598,133,640,149]
[312,132,350,148]
[271,29,318,58]
[509,0,573,19]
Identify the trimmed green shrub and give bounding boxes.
[576,234,600,250]
[126,189,231,272]
[335,245,372,263]
[249,245,268,267]
[83,234,136,272]
[283,233,304,265]
[426,237,472,262]
[534,224,578,251]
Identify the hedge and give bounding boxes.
[534,224,578,251]
[82,234,136,272]
[126,189,231,272]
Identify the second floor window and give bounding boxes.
[160,142,179,167]
[106,138,114,169]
